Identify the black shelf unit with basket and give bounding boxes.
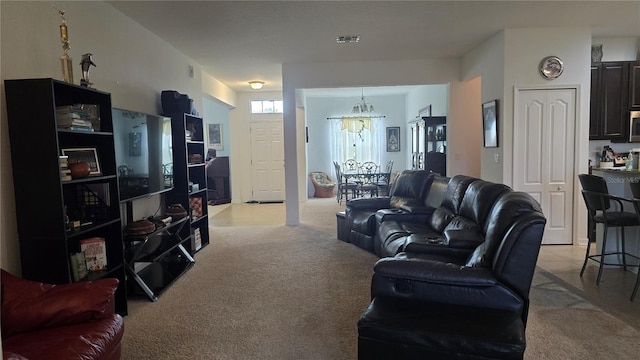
[166,113,210,254]
[4,78,128,315]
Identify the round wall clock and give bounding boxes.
[539,56,564,79]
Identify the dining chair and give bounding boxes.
[357,161,380,197]
[343,159,359,172]
[376,160,394,196]
[334,161,358,204]
[578,174,640,296]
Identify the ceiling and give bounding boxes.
[108,1,640,94]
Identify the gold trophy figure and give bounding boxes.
[58,9,74,83]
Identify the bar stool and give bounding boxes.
[578,174,640,297]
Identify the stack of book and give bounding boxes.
[59,155,71,181]
[56,105,96,132]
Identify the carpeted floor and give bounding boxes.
[122,199,640,359]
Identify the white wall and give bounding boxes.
[202,97,232,158]
[462,31,506,183]
[0,1,235,274]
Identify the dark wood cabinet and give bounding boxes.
[4,78,128,315]
[409,116,447,176]
[167,113,210,254]
[630,62,640,109]
[590,62,631,141]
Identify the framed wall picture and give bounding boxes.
[208,123,223,151]
[482,100,499,148]
[61,147,101,175]
[386,126,401,152]
[129,132,141,156]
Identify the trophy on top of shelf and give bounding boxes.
[80,53,96,88]
[56,8,74,84]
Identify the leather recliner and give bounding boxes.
[345,170,434,253]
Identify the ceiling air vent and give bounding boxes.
[336,35,360,44]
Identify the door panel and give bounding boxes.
[250,122,285,202]
[514,89,575,244]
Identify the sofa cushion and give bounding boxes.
[466,192,543,268]
[2,315,124,360]
[1,269,118,338]
[388,170,434,209]
[428,175,477,232]
[458,180,512,226]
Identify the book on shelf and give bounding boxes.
[59,155,71,180]
[80,237,107,272]
[194,228,202,251]
[58,124,95,132]
[69,252,88,281]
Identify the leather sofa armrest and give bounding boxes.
[443,229,484,249]
[1,269,118,338]
[375,209,432,225]
[346,197,391,211]
[373,253,496,286]
[370,253,525,313]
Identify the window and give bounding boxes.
[250,100,283,114]
[330,116,383,165]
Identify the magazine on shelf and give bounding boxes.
[80,237,107,271]
[69,252,88,281]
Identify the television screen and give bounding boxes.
[112,108,173,202]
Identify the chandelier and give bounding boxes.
[352,88,375,114]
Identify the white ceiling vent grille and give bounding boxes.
[336,35,360,44]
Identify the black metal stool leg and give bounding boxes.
[631,271,640,301]
[596,225,608,285]
[620,227,628,271]
[580,239,592,278]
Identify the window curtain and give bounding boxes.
[330,116,383,166]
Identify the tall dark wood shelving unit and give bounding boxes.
[409,116,447,176]
[4,78,127,315]
[166,113,210,254]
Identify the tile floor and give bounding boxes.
[208,200,640,328]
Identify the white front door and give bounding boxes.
[250,121,285,202]
[514,88,576,245]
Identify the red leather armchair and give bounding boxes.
[1,269,124,360]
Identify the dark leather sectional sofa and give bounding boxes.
[343,171,547,360]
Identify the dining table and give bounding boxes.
[341,168,390,197]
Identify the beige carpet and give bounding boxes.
[122,199,640,359]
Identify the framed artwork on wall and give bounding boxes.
[482,100,498,148]
[386,126,400,152]
[208,123,223,150]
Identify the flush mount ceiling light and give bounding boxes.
[336,35,360,44]
[249,81,265,90]
[352,88,375,114]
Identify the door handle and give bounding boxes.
[557,186,563,191]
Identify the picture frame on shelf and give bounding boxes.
[418,104,432,118]
[208,123,223,150]
[386,126,401,152]
[482,100,499,148]
[61,147,101,175]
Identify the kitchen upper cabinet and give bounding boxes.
[590,62,630,141]
[630,62,640,109]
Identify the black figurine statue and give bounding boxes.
[80,53,96,87]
